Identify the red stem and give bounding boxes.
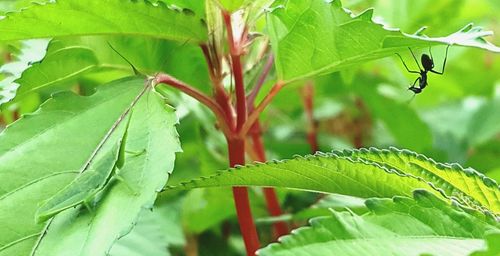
[240,81,284,137]
[154,73,231,136]
[353,98,364,148]
[223,11,247,131]
[232,56,247,130]
[249,121,289,239]
[301,82,319,152]
[223,10,260,255]
[228,138,260,255]
[200,44,237,131]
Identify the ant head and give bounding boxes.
[421,54,433,71]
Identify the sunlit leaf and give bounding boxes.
[165,147,499,216]
[0,77,180,256]
[0,0,207,43]
[267,0,500,83]
[258,190,500,256]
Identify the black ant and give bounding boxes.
[396,45,450,94]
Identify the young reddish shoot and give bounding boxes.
[240,81,284,137]
[248,121,289,239]
[301,82,319,152]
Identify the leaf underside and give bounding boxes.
[267,0,500,82]
[0,0,207,43]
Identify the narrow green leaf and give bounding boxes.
[0,0,207,43]
[267,0,500,82]
[258,190,499,256]
[165,147,500,216]
[165,150,438,201]
[31,89,181,256]
[0,77,147,256]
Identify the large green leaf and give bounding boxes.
[266,0,500,83]
[258,190,500,256]
[165,147,500,216]
[340,147,500,215]
[0,77,180,256]
[0,0,207,43]
[32,86,180,255]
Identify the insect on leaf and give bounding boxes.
[35,114,133,223]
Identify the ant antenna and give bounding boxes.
[107,42,143,76]
[406,93,416,104]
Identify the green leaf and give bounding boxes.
[0,39,49,106]
[3,36,210,107]
[266,0,500,83]
[11,45,99,104]
[31,85,181,255]
[471,233,500,256]
[0,77,144,255]
[0,77,180,256]
[165,147,500,216]
[108,209,170,256]
[258,190,499,256]
[340,147,500,215]
[0,0,207,43]
[181,188,235,233]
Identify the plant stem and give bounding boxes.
[154,73,231,136]
[353,98,365,148]
[227,137,260,255]
[222,11,247,131]
[246,53,288,239]
[223,10,260,256]
[200,44,237,131]
[249,121,289,239]
[240,81,284,137]
[301,82,319,152]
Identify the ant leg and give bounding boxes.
[430,45,450,75]
[395,53,420,74]
[409,77,421,88]
[408,77,422,93]
[408,47,423,71]
[429,46,435,68]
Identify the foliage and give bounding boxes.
[0,0,499,255]
[258,190,500,256]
